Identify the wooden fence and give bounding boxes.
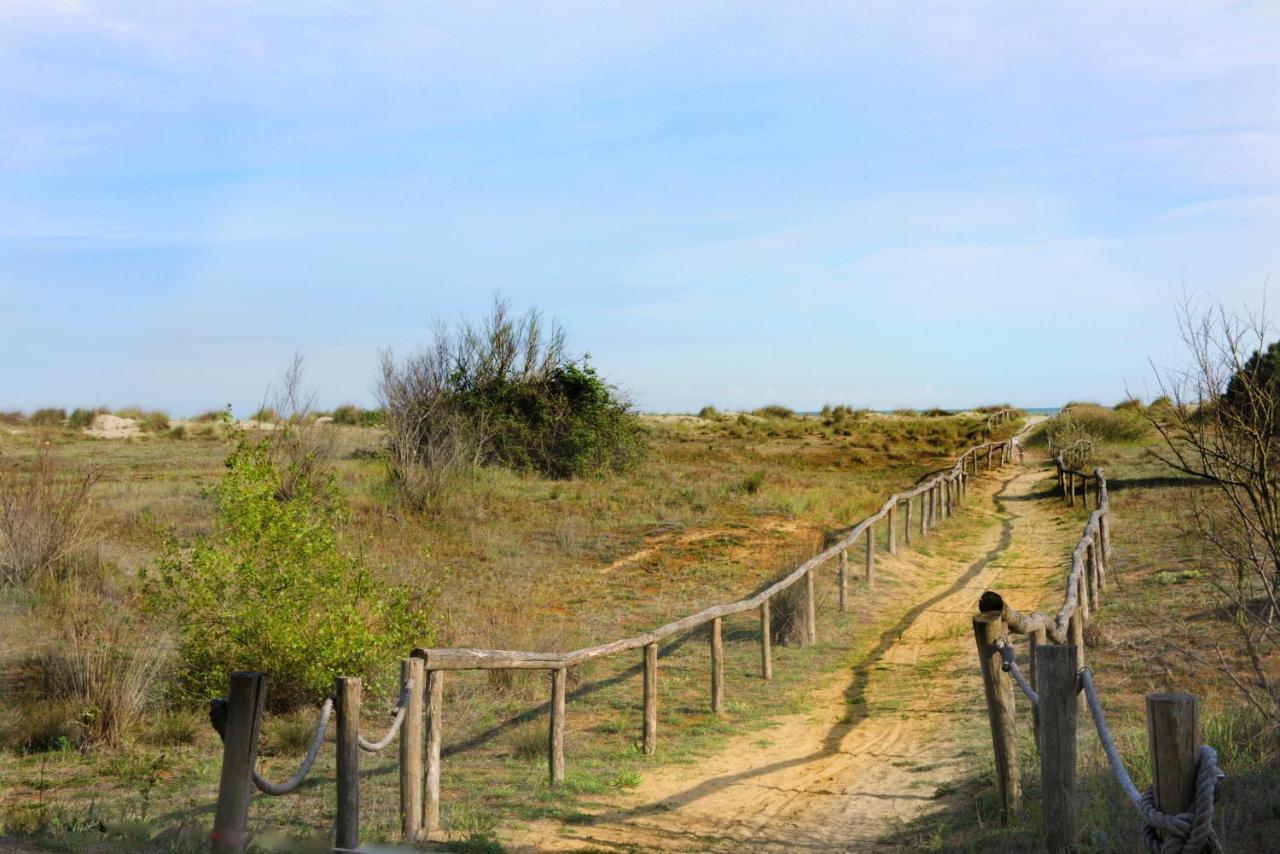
[209,418,1024,851]
[974,456,1223,852]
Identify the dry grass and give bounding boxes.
[0,443,100,586]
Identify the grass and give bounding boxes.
[0,408,1025,849]
[883,434,1280,853]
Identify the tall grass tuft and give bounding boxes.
[0,445,100,586]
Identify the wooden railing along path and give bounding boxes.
[975,452,1223,853]
[211,413,1025,852]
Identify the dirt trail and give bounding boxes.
[511,441,1070,852]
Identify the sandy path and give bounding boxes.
[510,437,1068,852]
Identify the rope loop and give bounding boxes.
[1139,746,1223,854]
[252,697,334,796]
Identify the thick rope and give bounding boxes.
[1080,670,1223,854]
[357,678,413,754]
[252,698,333,796]
[995,638,1039,708]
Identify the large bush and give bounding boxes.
[143,437,431,709]
[379,299,643,506]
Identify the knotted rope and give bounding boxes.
[994,638,1038,708]
[1079,669,1223,854]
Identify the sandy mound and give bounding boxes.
[86,414,140,438]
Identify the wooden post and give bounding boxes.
[643,642,658,752]
[987,446,993,468]
[758,602,772,680]
[919,492,927,537]
[1099,513,1112,561]
[1095,526,1107,591]
[549,667,566,786]
[904,495,913,545]
[1085,543,1098,611]
[865,525,874,586]
[973,613,1020,822]
[335,676,360,851]
[1077,564,1090,624]
[710,617,725,714]
[212,671,267,854]
[804,569,817,644]
[400,658,425,843]
[1069,608,1085,670]
[423,669,443,837]
[1069,474,1076,506]
[1146,693,1200,827]
[887,504,897,554]
[1038,644,1078,853]
[925,488,934,530]
[838,549,848,612]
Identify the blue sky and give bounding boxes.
[2,2,1278,414]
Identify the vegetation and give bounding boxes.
[752,404,796,419]
[330,404,383,427]
[0,445,99,586]
[141,435,432,709]
[378,298,643,509]
[29,408,66,427]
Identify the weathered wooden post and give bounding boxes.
[1084,543,1098,611]
[1146,693,1200,834]
[887,504,897,554]
[212,671,267,854]
[865,524,875,586]
[335,676,361,851]
[919,491,927,537]
[926,488,934,530]
[987,446,993,469]
[973,613,1020,822]
[643,642,658,752]
[804,568,817,643]
[904,496,913,546]
[549,667,566,785]
[400,657,425,843]
[1038,644,1078,853]
[1095,526,1107,592]
[838,549,848,612]
[758,601,772,680]
[423,669,443,836]
[1069,474,1076,506]
[710,617,725,714]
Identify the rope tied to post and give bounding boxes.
[1079,669,1224,854]
[357,677,413,753]
[994,637,1038,708]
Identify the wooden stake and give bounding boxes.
[919,492,927,538]
[335,676,360,851]
[423,669,443,837]
[887,504,897,555]
[904,496,913,546]
[1146,693,1200,824]
[710,617,724,714]
[549,667,566,786]
[973,613,1020,823]
[804,569,816,644]
[400,658,424,844]
[212,672,267,854]
[643,643,658,752]
[864,525,874,586]
[1038,644,1078,853]
[758,602,772,680]
[838,549,848,612]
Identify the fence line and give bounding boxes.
[208,413,1025,851]
[975,454,1224,853]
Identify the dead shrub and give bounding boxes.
[0,444,100,586]
[261,354,336,501]
[771,579,812,646]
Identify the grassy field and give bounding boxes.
[0,407,1021,850]
[888,406,1280,853]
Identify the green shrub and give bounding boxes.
[752,404,795,419]
[148,710,200,746]
[193,409,226,423]
[1113,398,1143,411]
[331,405,362,425]
[740,471,765,495]
[29,408,66,427]
[0,411,26,426]
[68,408,96,430]
[142,437,432,709]
[140,412,169,433]
[114,407,144,420]
[921,407,950,417]
[166,425,186,440]
[697,405,719,420]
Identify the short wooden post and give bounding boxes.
[1069,608,1085,671]
[1077,564,1090,624]
[400,658,425,843]
[335,676,361,851]
[549,667,566,786]
[838,549,848,612]
[1095,526,1107,591]
[710,617,725,713]
[973,613,1020,822]
[919,492,927,537]
[1069,474,1076,506]
[212,671,267,854]
[1038,644,1078,853]
[864,525,874,586]
[758,602,772,680]
[643,642,658,752]
[1146,693,1200,828]
[904,496,913,546]
[800,569,815,644]
[987,446,993,468]
[1085,543,1098,611]
[925,488,934,529]
[1099,512,1111,560]
[423,669,443,836]
[887,504,897,554]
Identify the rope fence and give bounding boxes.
[974,458,1225,853]
[205,411,1026,851]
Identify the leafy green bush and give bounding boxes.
[29,408,66,427]
[143,437,432,709]
[68,408,96,430]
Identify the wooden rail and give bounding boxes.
[413,431,1022,835]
